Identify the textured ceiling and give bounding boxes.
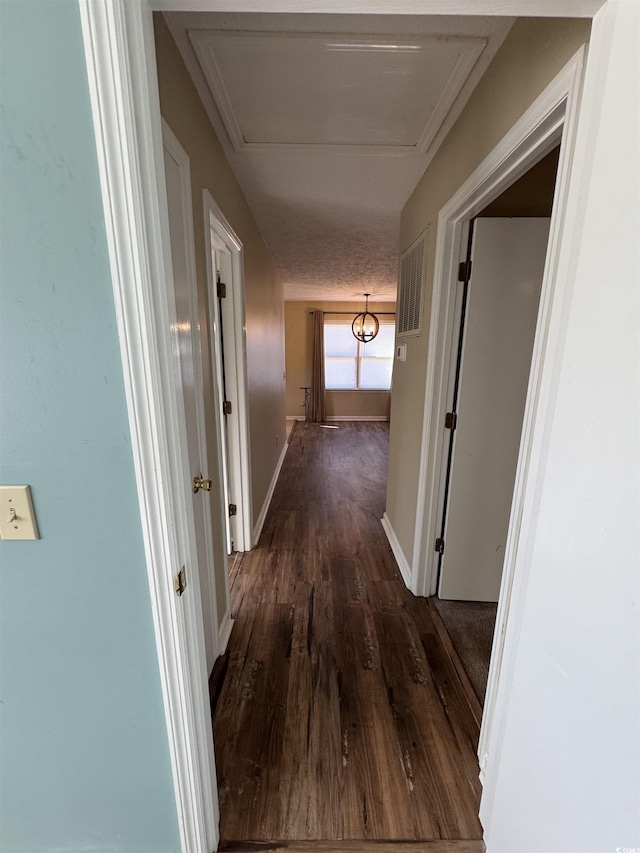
[165,12,513,301]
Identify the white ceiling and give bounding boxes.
[165,12,513,301]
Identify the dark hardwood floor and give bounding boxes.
[214,422,483,843]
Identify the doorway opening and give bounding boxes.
[431,147,561,708]
[284,301,397,434]
[79,0,588,843]
[203,193,254,561]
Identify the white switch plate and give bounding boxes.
[396,343,407,361]
[0,486,39,540]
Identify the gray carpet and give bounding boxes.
[433,598,498,705]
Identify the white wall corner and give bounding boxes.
[252,440,289,546]
[381,513,415,592]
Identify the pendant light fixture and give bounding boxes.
[352,292,380,343]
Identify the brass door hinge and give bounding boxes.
[458,260,472,282]
[445,412,457,430]
[174,566,187,597]
[434,537,445,555]
[229,503,237,517]
[223,400,232,415]
[217,277,227,299]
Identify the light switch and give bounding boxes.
[396,343,407,361]
[0,486,39,540]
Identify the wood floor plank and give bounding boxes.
[278,650,314,838]
[218,603,294,838]
[214,422,483,842]
[374,608,482,840]
[333,600,418,840]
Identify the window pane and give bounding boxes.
[325,356,356,389]
[324,323,358,357]
[360,323,395,357]
[359,357,393,389]
[358,323,395,390]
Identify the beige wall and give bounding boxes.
[480,145,559,217]
[154,15,286,622]
[386,18,591,567]
[285,301,395,421]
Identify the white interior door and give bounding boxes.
[163,125,219,672]
[439,217,550,602]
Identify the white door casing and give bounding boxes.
[203,191,253,554]
[439,217,551,602]
[429,220,472,592]
[480,4,639,844]
[162,120,222,673]
[407,44,587,798]
[211,246,234,555]
[151,1,604,14]
[79,2,220,850]
[411,54,585,602]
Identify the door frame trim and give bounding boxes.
[412,48,585,592]
[410,42,587,792]
[151,0,604,18]
[203,190,254,554]
[79,2,219,850]
[163,118,225,667]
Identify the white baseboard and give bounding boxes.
[327,416,389,422]
[252,441,289,546]
[286,415,388,423]
[218,609,234,656]
[381,512,413,590]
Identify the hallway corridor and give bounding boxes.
[214,422,483,843]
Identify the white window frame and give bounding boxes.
[324,316,395,391]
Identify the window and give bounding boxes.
[324,316,395,390]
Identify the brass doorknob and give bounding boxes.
[193,475,212,494]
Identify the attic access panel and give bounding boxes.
[188,30,486,153]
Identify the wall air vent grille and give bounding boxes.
[397,228,428,338]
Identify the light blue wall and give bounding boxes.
[0,1,181,850]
